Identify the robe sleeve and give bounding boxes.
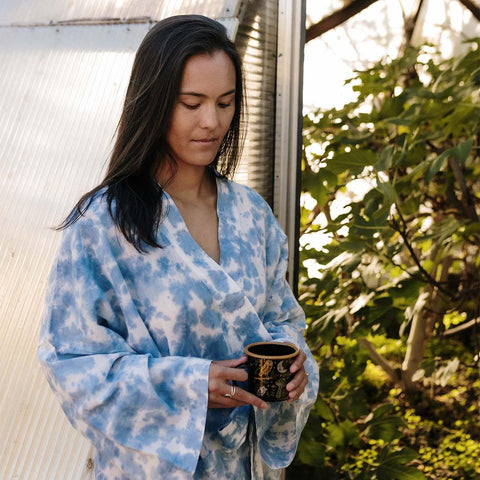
[38,215,211,478]
[254,206,320,469]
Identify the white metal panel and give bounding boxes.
[0,0,240,25]
[0,24,150,480]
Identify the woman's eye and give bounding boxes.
[183,103,200,110]
[218,102,232,109]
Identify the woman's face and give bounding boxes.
[166,50,236,172]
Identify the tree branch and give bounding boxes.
[458,0,480,22]
[358,338,400,383]
[403,0,425,49]
[447,156,479,222]
[390,210,450,295]
[443,317,480,336]
[305,0,380,43]
[300,203,322,235]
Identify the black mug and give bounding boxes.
[243,341,299,402]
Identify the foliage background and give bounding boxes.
[289,1,480,478]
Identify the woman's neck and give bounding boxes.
[157,165,216,203]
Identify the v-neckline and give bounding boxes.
[163,175,225,267]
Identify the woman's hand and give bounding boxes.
[286,350,309,402]
[208,356,269,410]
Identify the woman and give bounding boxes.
[38,14,319,480]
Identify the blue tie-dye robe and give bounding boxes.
[38,176,319,479]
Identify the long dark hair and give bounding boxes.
[60,14,245,251]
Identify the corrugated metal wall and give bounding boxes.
[234,0,278,197]
[0,0,285,478]
[0,0,238,25]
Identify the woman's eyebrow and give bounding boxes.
[178,89,236,98]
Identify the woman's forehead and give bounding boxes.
[179,51,236,94]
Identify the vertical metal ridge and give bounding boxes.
[234,0,278,204]
[274,0,305,287]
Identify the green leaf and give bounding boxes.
[334,240,366,252]
[377,181,397,207]
[376,463,426,480]
[378,446,419,465]
[341,255,362,273]
[365,404,405,442]
[310,310,338,344]
[315,397,335,422]
[424,139,473,184]
[326,423,345,448]
[339,419,361,447]
[340,131,375,145]
[415,216,465,244]
[376,448,426,480]
[338,389,368,419]
[368,181,397,223]
[388,278,425,305]
[406,160,428,183]
[383,116,413,126]
[424,150,449,183]
[450,138,473,164]
[326,420,360,452]
[320,168,339,187]
[327,149,378,174]
[310,180,328,206]
[423,361,438,380]
[296,440,326,466]
[350,213,386,237]
[303,169,329,206]
[375,145,395,171]
[364,192,382,219]
[365,304,401,327]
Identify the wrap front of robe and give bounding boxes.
[38,176,319,479]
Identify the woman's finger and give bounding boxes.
[286,369,309,401]
[213,356,248,369]
[290,350,307,373]
[225,385,269,410]
[210,362,248,383]
[286,370,307,392]
[209,384,268,410]
[208,362,268,409]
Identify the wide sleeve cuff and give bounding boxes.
[253,354,319,469]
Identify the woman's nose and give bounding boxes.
[199,104,219,129]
